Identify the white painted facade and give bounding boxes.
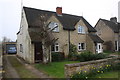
[17,9,34,63]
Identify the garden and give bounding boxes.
[34,44,120,78]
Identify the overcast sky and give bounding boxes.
[0,0,119,41]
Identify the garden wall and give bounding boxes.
[65,57,120,78]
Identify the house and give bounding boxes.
[95,17,120,52]
[3,42,17,54]
[17,7,103,63]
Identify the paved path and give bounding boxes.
[17,56,50,78]
[3,55,20,78]
[3,55,50,78]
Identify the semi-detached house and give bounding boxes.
[17,7,103,63]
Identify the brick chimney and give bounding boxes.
[56,7,62,16]
[110,17,117,23]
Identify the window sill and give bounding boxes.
[78,33,86,35]
[78,49,86,52]
[52,31,59,33]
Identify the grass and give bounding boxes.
[34,61,79,78]
[8,56,39,78]
[94,71,119,78]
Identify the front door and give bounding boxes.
[96,43,103,53]
[34,42,43,63]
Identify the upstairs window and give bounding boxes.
[48,22,59,32]
[51,43,59,52]
[78,25,85,34]
[78,43,86,51]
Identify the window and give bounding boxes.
[115,41,118,51]
[78,25,85,34]
[48,22,59,32]
[20,44,23,52]
[51,43,59,52]
[78,43,86,51]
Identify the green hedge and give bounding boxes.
[70,51,107,62]
[51,52,64,62]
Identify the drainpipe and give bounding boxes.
[68,30,70,56]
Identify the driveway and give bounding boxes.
[3,55,49,78]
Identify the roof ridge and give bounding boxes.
[23,6,82,18]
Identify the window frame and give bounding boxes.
[20,44,23,53]
[78,43,86,51]
[51,43,59,52]
[78,25,85,34]
[48,22,59,32]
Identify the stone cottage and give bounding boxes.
[95,17,120,52]
[17,7,103,63]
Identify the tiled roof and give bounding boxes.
[23,7,96,32]
[98,19,119,33]
[88,34,104,43]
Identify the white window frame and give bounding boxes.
[51,43,59,52]
[78,25,85,34]
[20,44,23,53]
[49,22,59,32]
[115,41,119,51]
[78,43,86,51]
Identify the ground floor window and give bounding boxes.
[115,41,118,51]
[51,43,59,52]
[78,43,86,51]
[20,44,23,53]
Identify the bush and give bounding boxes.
[76,51,95,62]
[68,43,78,61]
[51,52,64,62]
[93,53,106,60]
[76,51,107,62]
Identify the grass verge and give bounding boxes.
[34,61,79,78]
[94,71,119,78]
[8,56,39,78]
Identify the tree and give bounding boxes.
[29,14,58,63]
[2,36,11,43]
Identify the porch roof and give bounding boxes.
[88,34,104,43]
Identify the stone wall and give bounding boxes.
[65,57,120,78]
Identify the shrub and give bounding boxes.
[93,53,106,60]
[51,52,64,62]
[76,51,95,62]
[76,51,107,62]
[68,43,78,61]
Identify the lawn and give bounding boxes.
[94,71,119,78]
[8,56,39,78]
[34,61,79,78]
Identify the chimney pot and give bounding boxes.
[110,17,117,23]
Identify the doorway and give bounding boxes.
[96,43,103,53]
[34,42,43,63]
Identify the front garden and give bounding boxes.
[34,61,79,78]
[34,44,120,78]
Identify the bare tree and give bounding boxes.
[2,36,11,43]
[29,14,58,63]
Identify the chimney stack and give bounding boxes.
[56,7,62,16]
[110,17,117,23]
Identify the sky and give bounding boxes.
[0,0,119,41]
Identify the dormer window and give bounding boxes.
[78,25,85,34]
[48,22,59,32]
